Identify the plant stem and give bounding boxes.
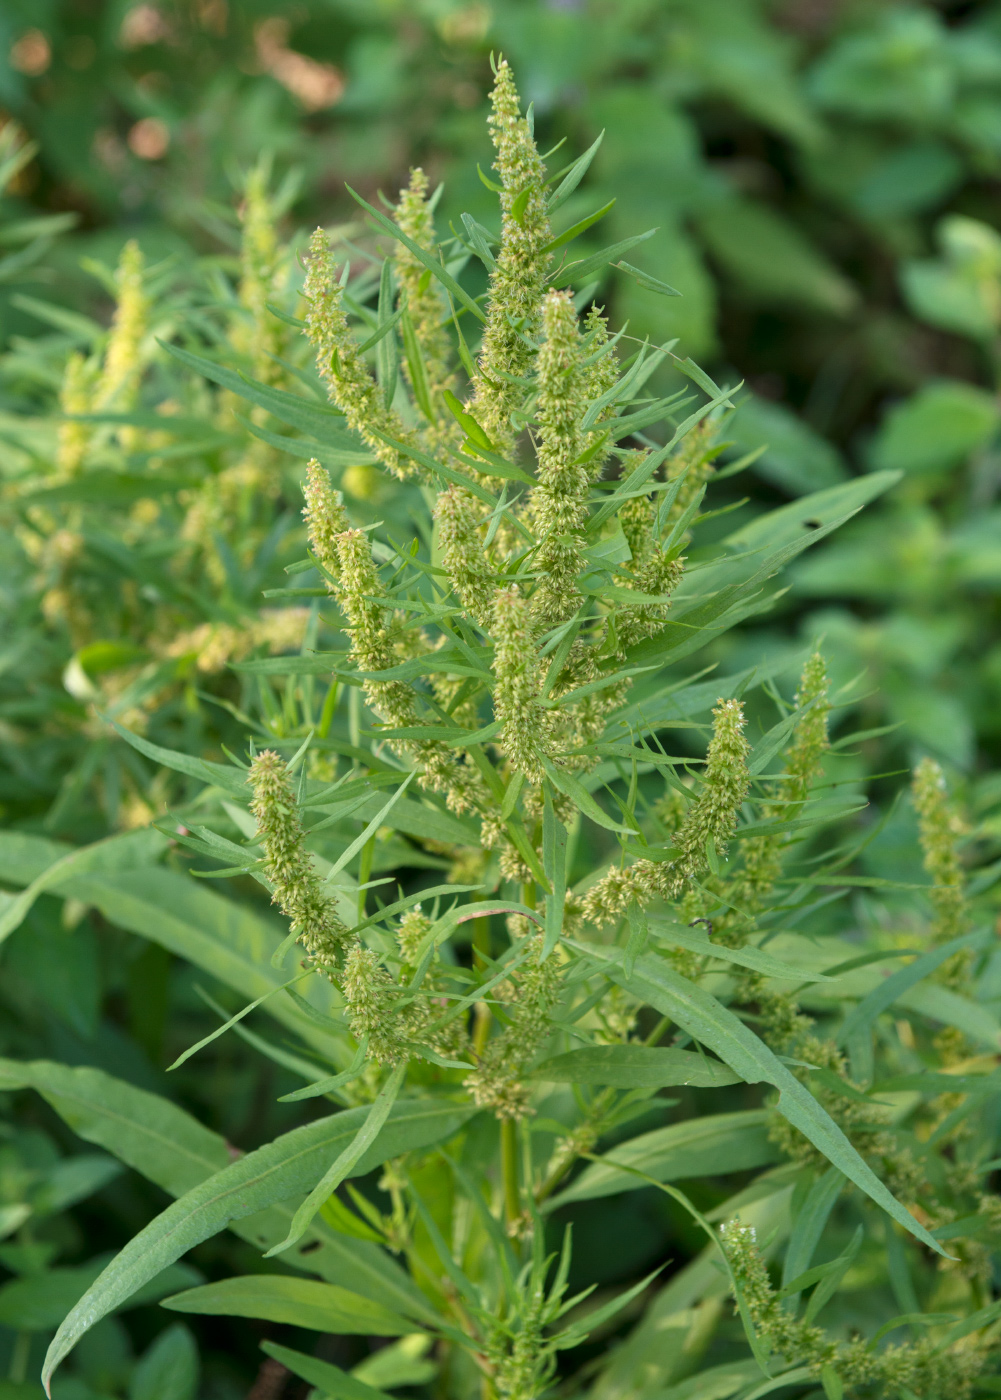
[358,831,376,921]
[318,679,340,738]
[501,1116,520,1228]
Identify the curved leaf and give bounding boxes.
[535,1044,741,1090]
[162,1275,414,1335]
[581,944,949,1257]
[42,1097,473,1390]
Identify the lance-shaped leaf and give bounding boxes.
[535,1044,741,1089]
[162,1275,415,1335]
[575,944,949,1257]
[346,186,486,323]
[41,1097,475,1390]
[548,1110,779,1206]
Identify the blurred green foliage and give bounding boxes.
[2,0,1001,772]
[2,2,1001,1397]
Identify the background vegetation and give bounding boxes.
[2,4,1001,1400]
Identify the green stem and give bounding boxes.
[358,831,376,922]
[501,1116,520,1228]
[644,1014,672,1046]
[318,680,340,739]
[521,880,537,912]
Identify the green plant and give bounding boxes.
[1,59,1001,1400]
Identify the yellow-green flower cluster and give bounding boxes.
[728,651,831,919]
[720,1220,988,1399]
[491,586,554,783]
[342,943,421,1066]
[236,163,286,385]
[248,749,347,973]
[394,167,457,430]
[583,699,750,923]
[56,240,149,474]
[529,290,590,626]
[662,417,722,533]
[303,227,417,480]
[93,239,148,416]
[913,756,967,944]
[470,59,552,452]
[303,463,487,817]
[467,935,561,1118]
[302,458,349,567]
[57,352,96,476]
[435,486,494,627]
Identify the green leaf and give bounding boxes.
[535,1044,741,1089]
[587,946,949,1256]
[261,1342,393,1400]
[130,1323,199,1400]
[697,199,856,315]
[781,1166,844,1305]
[322,772,416,887]
[728,395,847,496]
[345,186,486,323]
[510,188,531,225]
[541,198,616,255]
[647,917,834,982]
[42,1096,473,1388]
[160,341,358,447]
[460,213,496,270]
[54,867,347,1055]
[837,929,988,1081]
[107,719,251,797]
[542,787,568,958]
[0,1059,435,1326]
[547,131,604,212]
[613,261,682,297]
[266,1061,408,1256]
[0,1261,200,1331]
[162,1275,414,1335]
[368,429,498,505]
[550,229,657,289]
[802,1226,862,1325]
[442,389,493,449]
[240,416,372,468]
[376,258,399,409]
[399,307,434,421]
[549,1110,778,1206]
[541,757,637,835]
[0,828,168,946]
[869,380,999,475]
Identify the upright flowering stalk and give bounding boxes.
[913,758,971,994]
[303,228,417,480]
[394,168,457,426]
[729,651,831,918]
[434,486,494,627]
[580,305,620,479]
[662,418,722,532]
[529,290,589,626]
[248,750,347,974]
[913,757,967,944]
[467,936,561,1119]
[583,699,750,923]
[56,352,96,476]
[491,586,553,784]
[93,240,148,417]
[719,1220,986,1397]
[237,163,286,386]
[470,59,552,452]
[304,461,485,816]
